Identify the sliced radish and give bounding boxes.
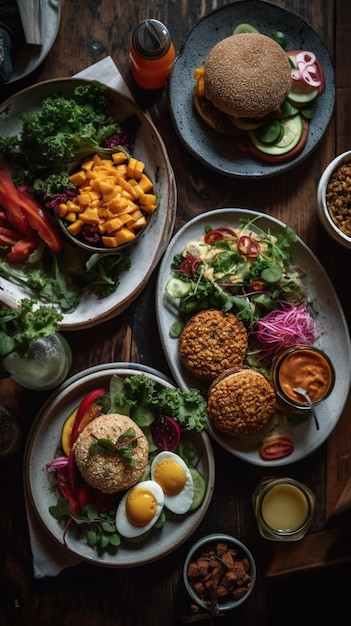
[150,414,181,451]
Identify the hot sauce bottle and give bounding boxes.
[130,19,175,90]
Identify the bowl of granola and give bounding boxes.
[317,150,351,249]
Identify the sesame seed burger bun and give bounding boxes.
[74,413,149,494]
[195,33,292,126]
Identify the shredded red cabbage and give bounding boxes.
[250,301,316,360]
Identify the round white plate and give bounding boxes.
[169,0,335,178]
[7,0,61,84]
[24,363,215,567]
[0,78,176,329]
[155,208,351,466]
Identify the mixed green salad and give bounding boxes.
[0,81,142,311]
[165,216,316,355]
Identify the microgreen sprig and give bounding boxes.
[89,427,140,467]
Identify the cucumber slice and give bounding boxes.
[189,467,207,511]
[229,116,262,131]
[233,23,260,35]
[254,120,284,144]
[165,277,192,298]
[249,114,303,156]
[287,87,319,107]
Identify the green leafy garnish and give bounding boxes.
[103,373,207,432]
[0,81,120,185]
[89,427,140,467]
[0,298,63,377]
[167,217,304,328]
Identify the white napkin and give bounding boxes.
[25,57,133,578]
[17,0,42,46]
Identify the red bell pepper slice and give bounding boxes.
[16,189,63,253]
[6,236,40,264]
[0,168,63,252]
[69,387,107,447]
[0,169,34,238]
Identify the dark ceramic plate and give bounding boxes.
[169,0,335,178]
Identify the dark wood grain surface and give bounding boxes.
[1,1,351,624]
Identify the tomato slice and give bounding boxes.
[204,227,237,245]
[237,235,259,257]
[260,435,294,460]
[179,254,202,276]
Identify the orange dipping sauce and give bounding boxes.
[273,346,334,406]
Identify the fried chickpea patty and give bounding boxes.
[207,368,276,438]
[179,310,248,382]
[74,413,149,493]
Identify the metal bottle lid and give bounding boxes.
[132,19,171,60]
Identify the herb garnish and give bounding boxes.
[89,427,140,467]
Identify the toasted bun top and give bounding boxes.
[204,33,292,118]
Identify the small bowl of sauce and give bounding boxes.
[253,477,316,541]
[271,345,335,410]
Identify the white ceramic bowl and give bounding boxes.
[183,533,256,614]
[317,150,351,249]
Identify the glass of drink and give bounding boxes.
[3,332,72,391]
[252,477,316,541]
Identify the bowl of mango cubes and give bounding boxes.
[58,149,158,253]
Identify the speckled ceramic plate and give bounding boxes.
[24,363,215,568]
[169,0,335,178]
[155,208,351,466]
[6,0,61,84]
[0,78,176,329]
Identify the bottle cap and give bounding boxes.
[132,19,171,60]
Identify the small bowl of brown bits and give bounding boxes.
[317,150,351,249]
[183,533,256,615]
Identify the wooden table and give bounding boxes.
[1,1,351,624]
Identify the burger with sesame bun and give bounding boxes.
[193,31,324,162]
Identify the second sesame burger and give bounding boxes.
[193,32,292,134]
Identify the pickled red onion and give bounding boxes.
[250,301,316,360]
[291,51,321,87]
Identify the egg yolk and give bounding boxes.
[153,459,186,495]
[126,487,158,527]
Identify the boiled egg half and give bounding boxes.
[115,480,164,538]
[151,451,194,514]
